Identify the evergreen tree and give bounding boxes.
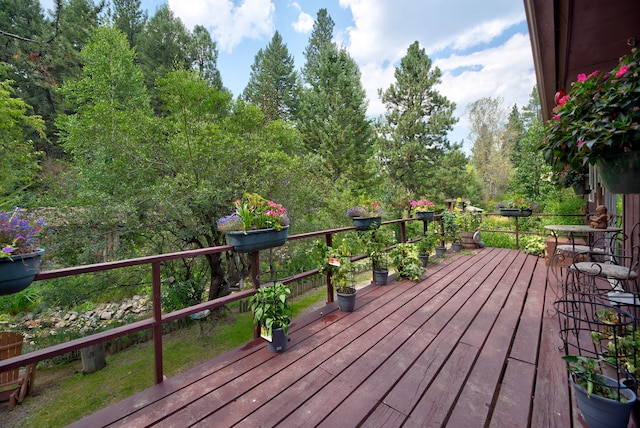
[135,5,192,106]
[377,41,457,197]
[190,25,222,89]
[302,8,334,87]
[504,104,525,161]
[111,0,147,47]
[298,42,373,186]
[243,31,299,122]
[521,85,542,129]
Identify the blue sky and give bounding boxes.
[40,0,536,151]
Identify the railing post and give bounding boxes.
[325,233,334,304]
[152,261,164,384]
[400,221,407,243]
[250,251,260,338]
[515,217,520,250]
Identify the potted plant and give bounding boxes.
[441,210,461,251]
[415,229,436,267]
[542,47,640,194]
[347,197,383,230]
[0,208,46,296]
[389,243,425,282]
[248,281,292,352]
[410,199,435,221]
[497,199,536,217]
[456,209,481,250]
[591,308,640,426]
[360,226,395,285]
[316,242,356,311]
[557,164,591,195]
[217,193,290,253]
[563,355,636,428]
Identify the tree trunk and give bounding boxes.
[81,343,107,373]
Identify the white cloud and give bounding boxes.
[290,2,314,33]
[336,0,534,150]
[168,0,275,52]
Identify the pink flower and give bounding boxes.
[577,73,587,82]
[587,70,600,79]
[616,65,630,78]
[577,140,584,148]
[558,95,569,105]
[553,115,561,121]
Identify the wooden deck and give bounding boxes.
[68,247,580,427]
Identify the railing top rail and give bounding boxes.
[35,219,418,280]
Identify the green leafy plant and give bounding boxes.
[542,47,640,175]
[248,282,292,337]
[410,199,435,213]
[347,196,383,218]
[455,210,481,232]
[359,226,395,270]
[441,210,460,244]
[521,235,546,257]
[563,355,630,401]
[389,243,425,282]
[315,242,353,294]
[557,164,589,188]
[415,229,437,256]
[217,193,289,232]
[591,308,640,383]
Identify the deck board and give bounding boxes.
[67,248,580,428]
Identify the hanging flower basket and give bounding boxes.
[351,216,382,231]
[225,226,289,253]
[415,211,435,221]
[0,249,44,296]
[596,150,640,194]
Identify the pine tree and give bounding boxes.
[297,9,373,188]
[190,25,222,89]
[298,42,373,185]
[302,8,334,87]
[243,31,299,122]
[377,41,457,196]
[111,0,147,47]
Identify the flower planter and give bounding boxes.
[499,208,532,217]
[572,179,591,195]
[336,287,357,312]
[351,216,382,231]
[415,211,434,221]
[451,243,463,252]
[373,268,389,285]
[0,249,44,296]
[418,254,429,268]
[570,374,636,428]
[596,150,640,194]
[435,247,446,258]
[460,232,477,250]
[264,325,289,353]
[225,226,289,253]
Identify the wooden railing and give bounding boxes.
[0,218,418,384]
[0,212,588,383]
